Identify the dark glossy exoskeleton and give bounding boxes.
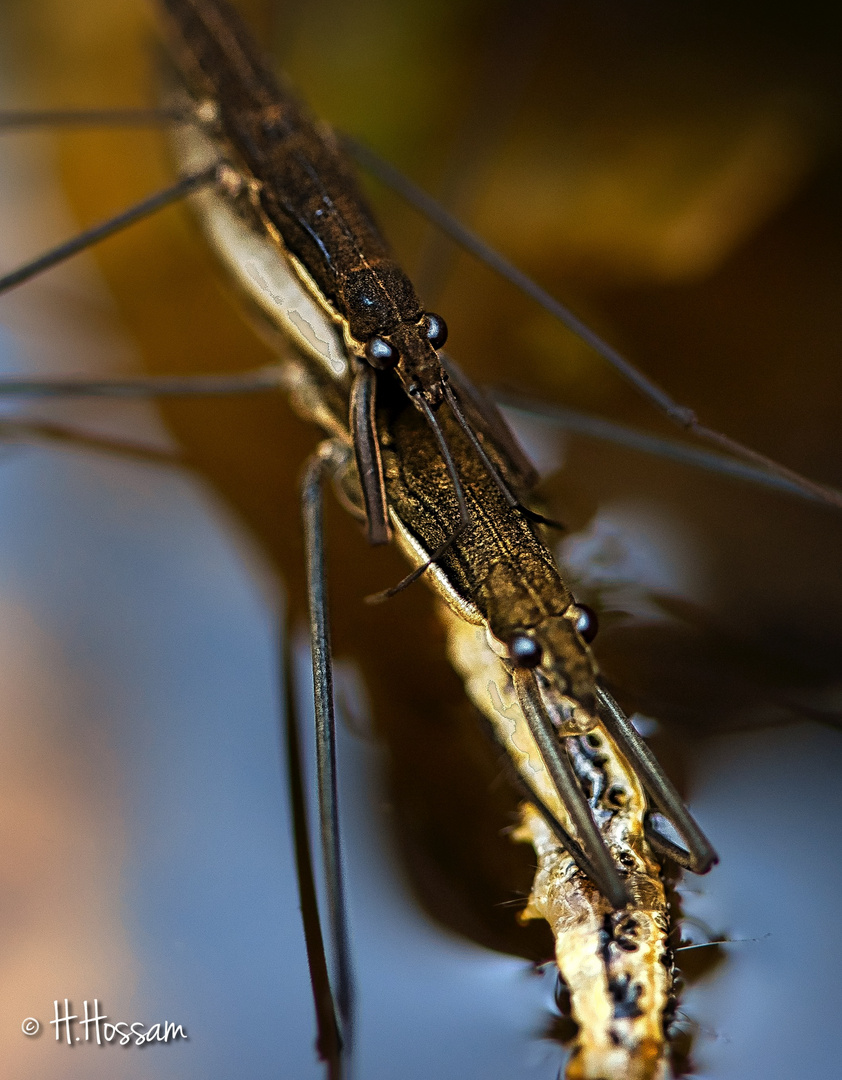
[155,0,538,548]
[2,2,842,1078]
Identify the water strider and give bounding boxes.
[1,2,842,1080]
[155,20,718,1066]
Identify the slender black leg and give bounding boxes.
[0,167,217,297]
[513,668,629,908]
[301,443,355,1069]
[347,136,842,513]
[282,628,343,1079]
[364,521,469,604]
[488,389,841,505]
[0,107,184,130]
[0,367,288,398]
[596,685,718,873]
[349,367,391,545]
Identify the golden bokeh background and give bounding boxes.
[2,1,842,1073]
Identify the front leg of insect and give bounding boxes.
[377,392,715,900]
[447,612,675,1080]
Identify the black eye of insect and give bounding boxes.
[507,632,542,669]
[365,336,399,369]
[572,603,599,643]
[423,312,448,350]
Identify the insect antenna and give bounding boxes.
[443,380,564,530]
[410,387,471,531]
[0,166,217,296]
[346,136,842,515]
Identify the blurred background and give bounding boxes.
[1,0,841,1076]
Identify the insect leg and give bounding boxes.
[0,367,288,398]
[492,390,842,505]
[283,628,343,1080]
[349,367,391,545]
[596,685,718,873]
[0,107,184,130]
[513,668,629,908]
[0,166,217,296]
[301,441,356,1068]
[348,136,842,513]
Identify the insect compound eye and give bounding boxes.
[572,603,599,644]
[506,631,542,669]
[365,336,399,369]
[423,312,448,350]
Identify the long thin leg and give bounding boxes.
[493,390,842,505]
[0,107,184,131]
[282,629,343,1079]
[0,418,184,464]
[3,103,837,511]
[0,167,217,297]
[0,366,838,507]
[513,668,629,908]
[346,136,842,514]
[596,685,718,873]
[301,443,355,1066]
[364,521,469,604]
[0,367,288,397]
[349,367,391,545]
